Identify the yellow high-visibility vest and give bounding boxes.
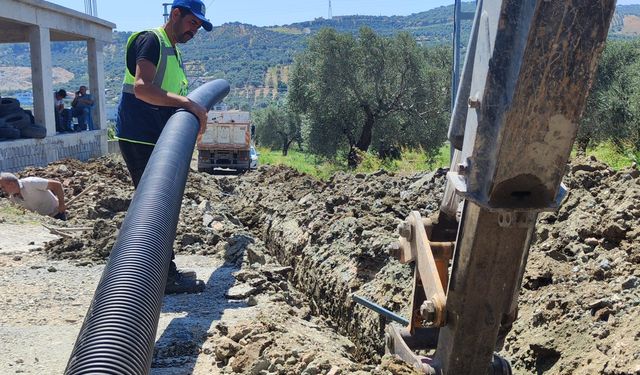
[122,27,188,96]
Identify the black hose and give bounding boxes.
[65,79,230,375]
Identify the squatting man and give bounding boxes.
[0,172,67,220]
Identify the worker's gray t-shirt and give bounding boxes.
[10,177,59,216]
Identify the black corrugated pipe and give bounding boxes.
[64,79,230,375]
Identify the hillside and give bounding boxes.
[0,3,639,110]
[612,4,640,35]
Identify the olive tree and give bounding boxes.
[579,40,640,153]
[289,27,450,167]
[253,102,302,156]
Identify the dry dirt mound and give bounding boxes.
[222,165,447,361]
[220,158,639,375]
[6,154,639,374]
[506,156,640,375]
[8,156,415,374]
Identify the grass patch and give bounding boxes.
[259,141,636,180]
[257,148,339,180]
[0,201,38,224]
[392,144,451,173]
[257,144,452,180]
[574,141,636,170]
[0,204,24,217]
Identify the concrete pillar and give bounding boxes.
[29,26,55,136]
[87,39,105,131]
[88,38,108,156]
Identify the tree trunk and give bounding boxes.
[356,113,375,152]
[575,134,590,155]
[347,147,360,169]
[282,135,296,156]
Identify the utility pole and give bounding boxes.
[163,3,172,23]
[84,0,98,17]
[451,0,476,111]
[328,0,332,20]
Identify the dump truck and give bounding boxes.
[196,110,253,173]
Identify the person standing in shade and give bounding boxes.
[54,89,72,133]
[115,0,212,294]
[71,85,95,131]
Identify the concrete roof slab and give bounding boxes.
[0,0,115,43]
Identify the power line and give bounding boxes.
[162,2,171,23]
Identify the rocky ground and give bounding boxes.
[0,154,638,374]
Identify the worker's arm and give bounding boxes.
[47,180,66,214]
[133,58,208,131]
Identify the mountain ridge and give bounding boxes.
[0,3,639,110]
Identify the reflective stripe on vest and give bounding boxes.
[122,27,188,96]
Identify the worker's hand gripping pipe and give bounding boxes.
[64,79,230,375]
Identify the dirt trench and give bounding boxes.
[2,154,639,374]
[4,156,418,374]
[219,166,447,360]
[213,157,640,375]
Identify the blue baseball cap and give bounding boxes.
[172,0,213,31]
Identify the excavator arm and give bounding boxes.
[386,0,616,373]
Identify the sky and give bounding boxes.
[49,0,640,32]
[50,0,458,31]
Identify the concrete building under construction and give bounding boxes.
[0,0,115,172]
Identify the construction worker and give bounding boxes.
[114,0,212,294]
[0,172,67,221]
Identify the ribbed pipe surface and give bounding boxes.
[65,79,230,375]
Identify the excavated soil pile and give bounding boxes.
[7,154,639,374]
[505,156,640,375]
[221,166,447,361]
[14,155,418,374]
[220,157,640,375]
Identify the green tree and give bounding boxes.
[288,27,450,167]
[371,45,451,160]
[253,102,302,155]
[579,40,640,153]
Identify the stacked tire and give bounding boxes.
[0,96,47,141]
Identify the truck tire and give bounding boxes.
[20,124,47,139]
[0,127,21,139]
[0,111,30,130]
[0,98,20,117]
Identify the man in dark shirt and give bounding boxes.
[115,0,212,294]
[71,85,95,130]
